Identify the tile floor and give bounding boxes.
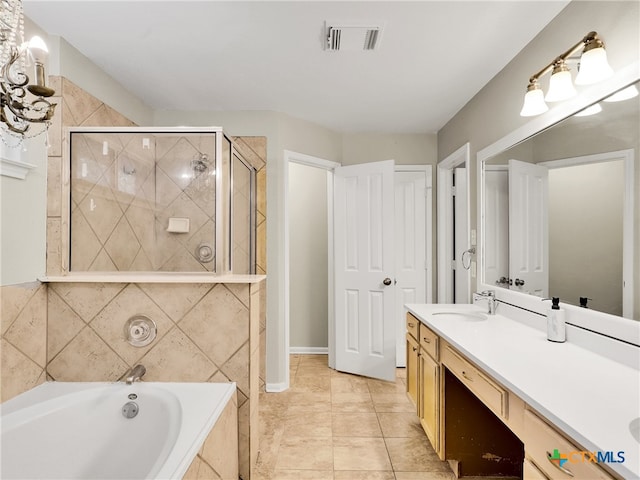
[254,354,456,480]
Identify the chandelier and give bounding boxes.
[0,0,56,135]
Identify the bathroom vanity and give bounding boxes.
[405,303,639,480]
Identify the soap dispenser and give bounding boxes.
[546,297,566,343]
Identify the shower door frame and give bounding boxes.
[228,139,257,274]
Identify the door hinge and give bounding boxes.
[451,260,457,270]
[451,186,457,196]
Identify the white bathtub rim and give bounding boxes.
[1,381,237,480]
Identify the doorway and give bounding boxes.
[285,152,433,382]
[437,143,472,304]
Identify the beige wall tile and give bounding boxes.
[47,289,85,361]
[51,283,125,322]
[196,458,221,480]
[139,283,213,322]
[90,284,175,365]
[1,339,46,402]
[201,392,238,480]
[48,327,127,381]
[182,456,204,480]
[4,284,47,367]
[47,155,62,217]
[138,327,216,382]
[1,283,40,335]
[180,285,249,367]
[62,79,103,125]
[46,217,63,276]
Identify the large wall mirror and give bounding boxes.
[479,78,639,321]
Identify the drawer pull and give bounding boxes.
[461,370,473,382]
[422,337,431,343]
[546,451,575,477]
[408,322,415,327]
[412,347,418,352]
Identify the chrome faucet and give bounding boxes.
[474,290,497,315]
[125,364,146,385]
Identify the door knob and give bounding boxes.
[514,278,525,287]
[383,277,392,286]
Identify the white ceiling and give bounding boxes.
[23,1,570,134]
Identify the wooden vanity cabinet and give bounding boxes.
[406,313,441,453]
[419,323,440,452]
[523,409,615,480]
[406,321,420,410]
[405,311,619,480]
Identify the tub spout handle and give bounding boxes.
[125,364,146,385]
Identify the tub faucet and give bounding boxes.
[474,290,497,315]
[125,364,146,385]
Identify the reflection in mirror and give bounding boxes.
[482,80,639,319]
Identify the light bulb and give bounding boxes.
[575,47,614,85]
[520,84,548,117]
[545,63,576,102]
[574,103,602,117]
[27,36,49,64]
[603,84,638,102]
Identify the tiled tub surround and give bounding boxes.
[2,381,238,480]
[43,275,264,480]
[1,282,48,402]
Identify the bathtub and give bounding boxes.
[1,381,236,479]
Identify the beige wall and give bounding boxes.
[437,1,640,307]
[289,162,328,350]
[548,161,625,315]
[342,133,437,166]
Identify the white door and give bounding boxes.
[394,170,427,367]
[334,159,396,381]
[454,167,470,302]
[508,159,549,297]
[484,168,509,288]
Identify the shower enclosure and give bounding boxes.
[68,127,256,274]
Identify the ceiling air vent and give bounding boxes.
[325,23,383,51]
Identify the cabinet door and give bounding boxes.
[420,348,439,452]
[406,333,419,411]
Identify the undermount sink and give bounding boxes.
[431,311,488,321]
[630,418,640,443]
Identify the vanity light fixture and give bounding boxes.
[0,0,56,136]
[520,31,613,117]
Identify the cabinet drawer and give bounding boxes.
[523,459,549,480]
[419,323,438,360]
[524,410,614,479]
[406,313,419,339]
[442,345,508,419]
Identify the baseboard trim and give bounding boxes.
[265,382,289,393]
[289,347,329,355]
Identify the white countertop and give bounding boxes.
[406,303,640,480]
